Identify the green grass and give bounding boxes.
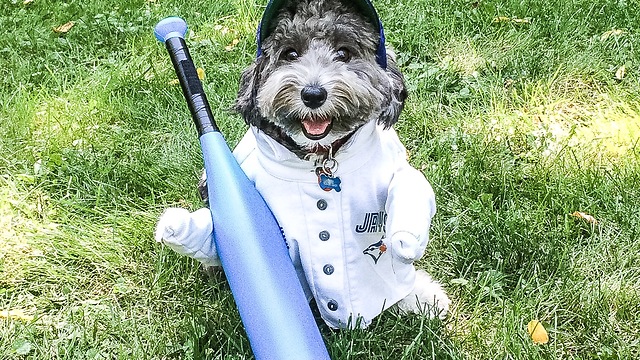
[1,0,639,358]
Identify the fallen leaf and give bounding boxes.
[615,65,626,80]
[600,29,626,41]
[53,21,75,34]
[168,78,180,86]
[511,18,530,24]
[492,17,530,25]
[527,320,549,345]
[225,38,240,51]
[0,309,34,322]
[571,211,598,224]
[23,0,34,5]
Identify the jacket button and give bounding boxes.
[317,199,327,210]
[319,231,330,241]
[327,300,339,311]
[323,264,334,275]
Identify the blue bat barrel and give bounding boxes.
[154,17,330,360]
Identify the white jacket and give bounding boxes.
[157,120,436,329]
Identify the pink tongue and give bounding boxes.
[302,117,331,136]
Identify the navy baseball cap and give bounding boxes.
[256,0,388,69]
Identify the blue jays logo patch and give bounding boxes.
[363,239,387,264]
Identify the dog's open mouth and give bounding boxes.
[301,116,333,140]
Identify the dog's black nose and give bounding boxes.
[301,85,327,109]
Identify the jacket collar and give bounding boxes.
[251,120,381,180]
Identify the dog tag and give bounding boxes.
[316,158,341,192]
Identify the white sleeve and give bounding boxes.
[154,208,221,267]
[385,162,436,263]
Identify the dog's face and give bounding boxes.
[235,0,407,157]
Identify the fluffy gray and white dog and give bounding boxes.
[157,0,450,329]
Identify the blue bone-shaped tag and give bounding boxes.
[318,173,341,192]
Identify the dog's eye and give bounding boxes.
[282,49,299,62]
[335,48,351,62]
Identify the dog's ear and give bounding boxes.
[234,56,266,127]
[378,54,408,129]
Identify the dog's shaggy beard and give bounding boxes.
[256,42,384,152]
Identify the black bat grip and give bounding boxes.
[164,37,219,136]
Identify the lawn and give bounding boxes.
[1,0,639,359]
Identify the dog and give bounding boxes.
[155,0,450,329]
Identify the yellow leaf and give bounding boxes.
[0,309,34,322]
[511,18,530,24]
[527,320,549,345]
[492,17,529,25]
[23,0,34,5]
[615,65,626,80]
[168,78,180,86]
[225,38,240,51]
[197,67,205,80]
[600,29,626,41]
[53,21,75,34]
[571,211,598,224]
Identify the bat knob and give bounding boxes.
[154,16,188,42]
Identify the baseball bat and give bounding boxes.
[154,17,330,360]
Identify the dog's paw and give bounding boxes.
[397,270,450,319]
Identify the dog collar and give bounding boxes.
[256,0,388,69]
